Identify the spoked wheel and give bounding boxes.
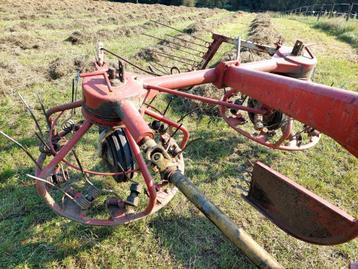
[35,106,184,226]
[219,89,321,151]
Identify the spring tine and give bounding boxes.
[148,64,167,75]
[34,93,51,129]
[71,78,75,103]
[142,33,205,54]
[34,132,52,153]
[154,61,175,70]
[165,123,183,147]
[153,50,197,65]
[150,20,210,43]
[158,41,204,58]
[152,52,193,66]
[18,93,44,138]
[71,149,98,185]
[0,130,42,170]
[173,137,202,157]
[177,107,200,123]
[165,34,208,49]
[151,61,172,74]
[101,48,158,76]
[26,174,84,208]
[73,71,80,115]
[163,96,174,116]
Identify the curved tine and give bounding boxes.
[27,174,83,208]
[34,93,51,129]
[18,92,44,138]
[0,130,42,170]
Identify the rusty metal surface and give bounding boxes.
[247,162,358,245]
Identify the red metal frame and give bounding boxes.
[34,45,358,228]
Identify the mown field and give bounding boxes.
[0,1,357,268]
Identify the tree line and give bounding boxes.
[112,0,358,10]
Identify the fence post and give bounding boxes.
[317,5,323,21]
[346,3,353,21]
[329,4,335,18]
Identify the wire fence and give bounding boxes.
[285,3,357,21]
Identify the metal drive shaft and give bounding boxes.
[168,170,283,269]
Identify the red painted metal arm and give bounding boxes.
[143,59,357,157]
[223,65,358,157]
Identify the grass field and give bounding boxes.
[0,1,357,268]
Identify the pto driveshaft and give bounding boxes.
[168,170,283,269]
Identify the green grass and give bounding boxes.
[286,15,358,50]
[0,2,357,269]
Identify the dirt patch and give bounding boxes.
[48,56,94,80]
[0,34,43,51]
[64,31,91,45]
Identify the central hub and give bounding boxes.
[81,69,147,124]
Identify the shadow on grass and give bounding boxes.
[0,164,114,268]
[150,214,257,269]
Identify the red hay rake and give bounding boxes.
[2,38,357,268]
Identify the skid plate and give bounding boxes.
[246,162,358,245]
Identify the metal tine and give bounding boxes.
[163,96,174,116]
[164,34,208,49]
[18,92,44,138]
[148,64,168,75]
[177,107,201,123]
[101,48,157,76]
[150,20,210,44]
[71,149,99,185]
[152,50,197,65]
[34,93,51,130]
[142,33,205,54]
[154,61,177,71]
[173,137,202,158]
[34,132,52,153]
[158,41,204,58]
[0,130,42,170]
[164,123,183,148]
[151,61,173,74]
[26,174,84,208]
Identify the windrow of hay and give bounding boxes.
[225,13,281,63]
[181,14,281,117]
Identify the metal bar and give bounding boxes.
[152,50,197,64]
[144,84,266,114]
[142,33,205,54]
[38,120,93,178]
[35,93,51,129]
[162,42,203,58]
[124,129,157,214]
[150,20,209,43]
[144,108,189,149]
[101,48,157,76]
[0,131,42,169]
[148,64,167,75]
[165,34,208,49]
[168,170,283,269]
[223,65,358,157]
[18,93,44,138]
[152,51,196,66]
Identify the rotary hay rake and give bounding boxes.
[1,35,357,268]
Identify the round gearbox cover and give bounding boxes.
[99,127,135,182]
